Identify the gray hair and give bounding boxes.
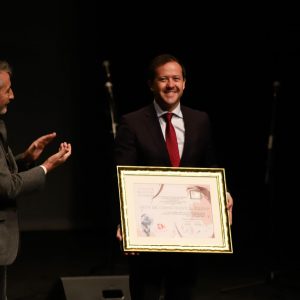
[0,60,12,88]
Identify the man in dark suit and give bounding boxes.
[114,54,233,300]
[0,60,72,300]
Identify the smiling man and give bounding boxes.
[114,53,233,300]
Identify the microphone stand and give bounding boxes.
[100,60,122,275]
[89,60,119,276]
[265,81,279,188]
[221,81,280,292]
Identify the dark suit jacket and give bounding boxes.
[114,103,218,226]
[114,103,217,168]
[0,119,46,265]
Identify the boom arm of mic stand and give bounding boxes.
[105,81,118,139]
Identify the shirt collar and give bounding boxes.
[153,100,183,118]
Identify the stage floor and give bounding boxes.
[7,230,300,300]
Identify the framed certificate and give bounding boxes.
[117,166,233,254]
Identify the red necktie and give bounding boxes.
[164,112,180,167]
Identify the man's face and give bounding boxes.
[150,61,186,112]
[0,71,14,115]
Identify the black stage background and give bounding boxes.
[1,3,300,298]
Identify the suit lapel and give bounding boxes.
[0,119,15,172]
[180,106,192,166]
[144,104,170,164]
[0,119,8,152]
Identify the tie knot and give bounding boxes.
[164,112,173,123]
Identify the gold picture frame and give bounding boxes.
[117,166,233,254]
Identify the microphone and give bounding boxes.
[102,60,113,98]
[102,59,117,138]
[103,60,111,80]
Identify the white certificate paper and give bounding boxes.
[135,183,214,239]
